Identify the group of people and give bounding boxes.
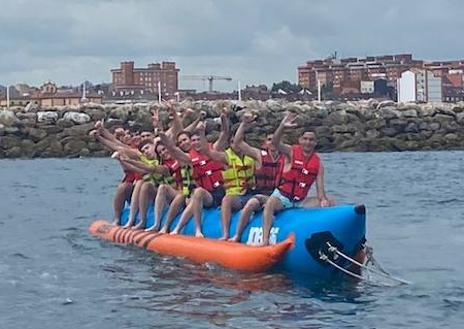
[90,102,333,245]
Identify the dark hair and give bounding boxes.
[300,129,316,136]
[176,130,192,140]
[138,139,153,151]
[155,141,166,157]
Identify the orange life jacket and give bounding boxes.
[162,158,183,189]
[254,149,285,195]
[189,148,224,192]
[278,145,320,202]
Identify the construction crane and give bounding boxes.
[181,75,232,92]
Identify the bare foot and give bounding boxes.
[228,235,240,242]
[170,230,179,235]
[218,236,228,241]
[144,226,158,232]
[111,218,120,225]
[122,223,132,229]
[159,227,168,234]
[133,222,145,230]
[195,230,204,238]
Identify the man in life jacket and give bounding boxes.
[228,112,285,242]
[261,112,331,245]
[90,121,148,225]
[116,139,172,229]
[196,118,258,240]
[146,132,195,232]
[159,112,229,237]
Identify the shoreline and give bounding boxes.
[1,99,464,158]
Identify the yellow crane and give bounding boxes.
[181,75,232,92]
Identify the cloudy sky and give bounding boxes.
[1,0,463,91]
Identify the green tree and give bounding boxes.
[271,80,301,93]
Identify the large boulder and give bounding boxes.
[37,111,58,124]
[24,127,48,142]
[63,111,91,124]
[0,110,19,126]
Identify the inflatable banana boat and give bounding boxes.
[90,204,366,277]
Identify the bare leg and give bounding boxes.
[148,184,178,231]
[134,182,156,230]
[170,203,193,235]
[229,197,262,242]
[191,188,213,238]
[112,182,132,225]
[219,195,242,240]
[160,193,185,233]
[124,180,143,228]
[262,196,283,245]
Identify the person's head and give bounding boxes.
[139,140,156,159]
[140,131,154,144]
[298,130,317,154]
[176,131,192,152]
[155,142,171,161]
[190,131,202,151]
[261,133,276,152]
[114,127,125,139]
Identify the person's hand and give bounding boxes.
[151,108,160,128]
[241,111,257,124]
[89,129,98,138]
[185,108,195,117]
[283,112,298,128]
[196,121,206,132]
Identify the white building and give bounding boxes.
[360,81,374,94]
[397,69,442,102]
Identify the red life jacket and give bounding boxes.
[278,145,320,202]
[162,158,183,189]
[189,148,224,192]
[254,149,285,195]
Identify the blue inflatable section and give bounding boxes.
[119,204,366,277]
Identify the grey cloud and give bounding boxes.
[0,0,463,87]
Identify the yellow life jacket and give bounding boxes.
[140,156,172,186]
[180,165,196,196]
[222,148,255,196]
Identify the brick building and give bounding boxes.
[298,54,423,95]
[111,61,179,98]
[298,54,464,101]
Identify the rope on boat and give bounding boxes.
[319,252,364,280]
[327,242,411,284]
[319,242,411,284]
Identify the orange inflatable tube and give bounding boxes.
[89,220,294,273]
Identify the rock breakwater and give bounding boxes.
[1,99,464,158]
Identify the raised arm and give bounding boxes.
[165,101,184,139]
[198,122,229,166]
[213,109,230,151]
[158,131,191,165]
[315,163,330,207]
[121,156,169,176]
[233,112,262,168]
[271,112,297,157]
[183,111,202,133]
